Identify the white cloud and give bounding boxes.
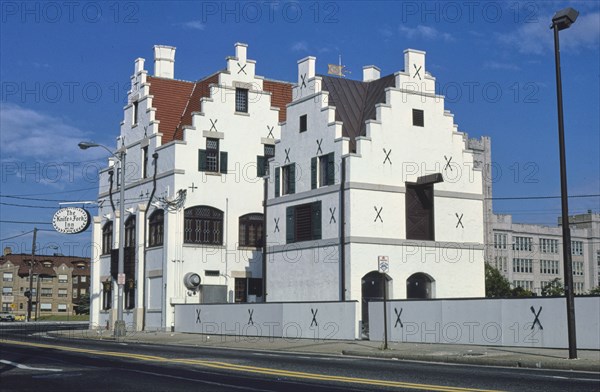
[483,61,521,71]
[0,103,105,163]
[290,41,309,52]
[497,12,600,55]
[179,20,205,30]
[399,25,454,42]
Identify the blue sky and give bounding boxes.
[1,1,599,256]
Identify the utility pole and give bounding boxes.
[26,227,37,322]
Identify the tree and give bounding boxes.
[587,286,600,295]
[511,286,535,297]
[541,278,564,296]
[485,263,512,297]
[74,293,90,315]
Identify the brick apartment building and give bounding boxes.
[0,247,90,318]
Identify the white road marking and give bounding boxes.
[0,359,62,372]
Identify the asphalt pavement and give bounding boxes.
[41,323,600,372]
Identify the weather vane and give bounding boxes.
[328,55,350,77]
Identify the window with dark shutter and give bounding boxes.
[133,101,139,125]
[235,88,248,113]
[275,167,280,197]
[142,146,148,178]
[299,114,307,132]
[286,201,322,244]
[102,221,113,255]
[311,157,317,189]
[281,164,295,195]
[257,144,275,177]
[206,138,219,172]
[412,109,424,127]
[405,184,434,240]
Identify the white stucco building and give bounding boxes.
[90,43,292,331]
[264,50,486,333]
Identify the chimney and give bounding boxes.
[134,57,145,74]
[297,56,316,86]
[363,65,380,82]
[153,45,176,79]
[235,42,248,62]
[3,246,11,256]
[404,49,426,79]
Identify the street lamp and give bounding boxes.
[79,140,127,337]
[550,7,578,360]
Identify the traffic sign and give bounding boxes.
[378,256,389,273]
[118,273,126,285]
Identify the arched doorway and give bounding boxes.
[406,273,434,299]
[361,271,391,338]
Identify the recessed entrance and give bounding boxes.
[361,271,391,338]
[406,272,434,299]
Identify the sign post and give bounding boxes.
[378,256,389,350]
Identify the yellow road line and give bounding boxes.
[1,339,503,392]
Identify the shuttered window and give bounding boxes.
[281,164,295,195]
[405,184,434,241]
[199,138,227,174]
[286,201,321,243]
[257,144,275,177]
[299,114,307,132]
[412,109,424,127]
[312,153,335,188]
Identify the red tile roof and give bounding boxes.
[147,74,293,144]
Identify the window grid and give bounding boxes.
[3,272,13,282]
[513,280,533,291]
[513,236,533,252]
[540,238,558,254]
[540,260,559,275]
[493,233,507,249]
[206,138,219,173]
[574,282,584,294]
[494,256,507,272]
[571,241,583,256]
[572,261,584,276]
[512,258,533,273]
[235,88,248,113]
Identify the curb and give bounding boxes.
[341,350,600,372]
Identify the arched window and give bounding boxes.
[184,206,223,245]
[124,215,136,248]
[406,273,435,299]
[102,221,113,255]
[148,209,164,247]
[239,213,264,247]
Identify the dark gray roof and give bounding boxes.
[320,73,396,152]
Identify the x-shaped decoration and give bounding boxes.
[394,308,403,328]
[189,182,198,193]
[310,308,318,327]
[284,148,290,164]
[300,73,307,88]
[209,119,218,132]
[413,64,422,80]
[267,125,274,139]
[139,191,144,199]
[455,213,464,228]
[316,139,323,155]
[247,309,254,326]
[274,218,280,233]
[443,155,453,172]
[530,306,543,330]
[383,148,392,165]
[329,207,336,224]
[374,206,383,223]
[237,62,247,75]
[196,309,201,324]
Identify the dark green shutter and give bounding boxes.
[311,157,317,189]
[289,164,295,194]
[198,149,207,171]
[220,151,228,173]
[327,153,335,185]
[257,155,266,177]
[311,201,321,240]
[275,168,280,197]
[286,207,295,243]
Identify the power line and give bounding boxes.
[0,230,34,241]
[0,202,58,209]
[2,186,98,197]
[0,220,52,225]
[489,194,599,201]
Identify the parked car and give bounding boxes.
[0,312,15,322]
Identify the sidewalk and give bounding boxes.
[46,328,600,372]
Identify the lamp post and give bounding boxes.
[79,141,127,337]
[550,7,578,360]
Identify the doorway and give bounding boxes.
[406,272,434,299]
[361,271,391,338]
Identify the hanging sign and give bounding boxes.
[52,207,91,234]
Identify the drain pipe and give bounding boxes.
[262,176,268,302]
[340,156,346,301]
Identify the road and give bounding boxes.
[1,322,598,391]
